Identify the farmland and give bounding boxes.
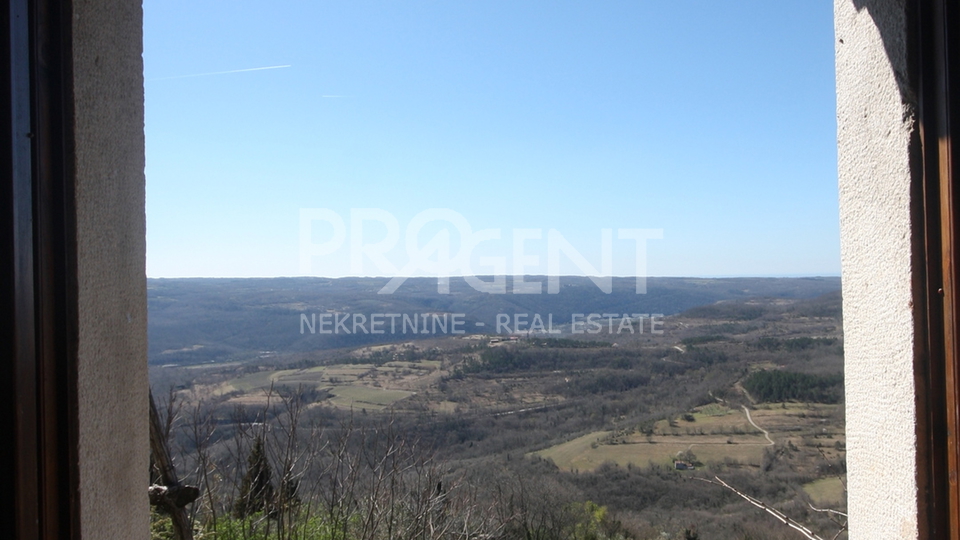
[152,286,847,539]
[533,403,844,472]
[213,354,440,410]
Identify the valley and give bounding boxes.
[150,278,846,539]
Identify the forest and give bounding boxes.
[150,288,846,540]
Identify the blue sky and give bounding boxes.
[144,1,838,279]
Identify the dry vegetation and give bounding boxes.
[151,292,847,540]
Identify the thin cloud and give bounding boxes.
[148,64,291,82]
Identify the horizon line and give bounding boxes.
[146,273,842,280]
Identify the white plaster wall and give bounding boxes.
[835,0,919,538]
[73,0,149,537]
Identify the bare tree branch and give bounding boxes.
[149,389,199,540]
[807,502,848,518]
[694,476,830,540]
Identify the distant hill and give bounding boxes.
[147,276,840,365]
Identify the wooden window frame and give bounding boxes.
[912,0,959,538]
[1,0,79,538]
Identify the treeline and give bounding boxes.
[528,337,613,349]
[454,346,649,376]
[680,335,726,346]
[552,370,651,396]
[683,347,731,366]
[753,336,837,352]
[681,303,766,321]
[743,370,843,403]
[452,344,733,379]
[334,344,448,366]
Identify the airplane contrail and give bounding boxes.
[148,64,291,82]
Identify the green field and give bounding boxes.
[530,432,613,471]
[655,406,760,436]
[223,369,297,393]
[383,360,441,370]
[529,404,846,472]
[218,360,438,410]
[532,430,769,471]
[223,365,374,393]
[327,385,415,410]
[803,477,846,505]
